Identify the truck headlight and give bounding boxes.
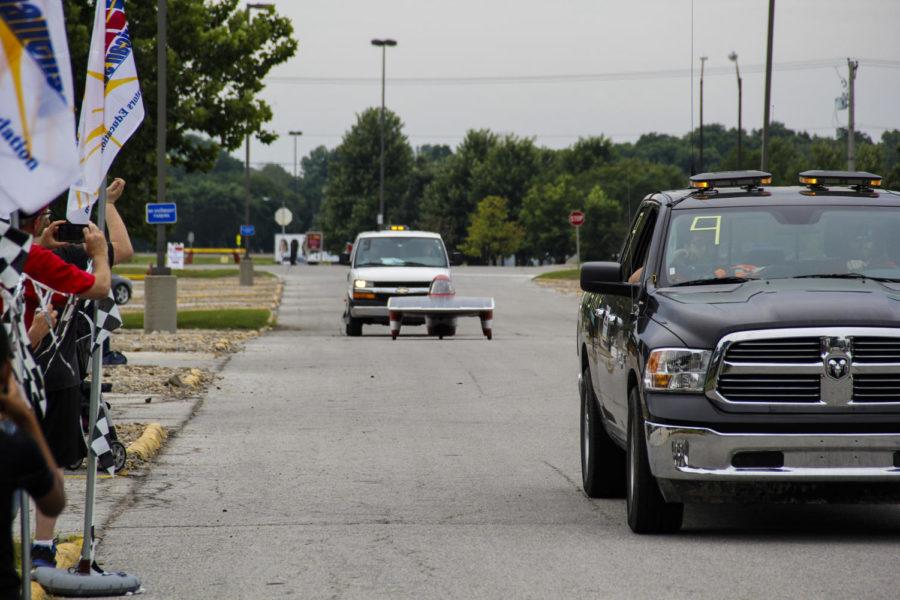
[353,279,369,289]
[644,348,711,393]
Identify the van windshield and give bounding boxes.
[660,206,900,286]
[354,237,448,268]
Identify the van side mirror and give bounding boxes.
[580,262,636,295]
[450,251,464,266]
[339,253,351,266]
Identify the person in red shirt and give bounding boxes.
[14,209,111,567]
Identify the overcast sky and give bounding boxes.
[245,0,900,170]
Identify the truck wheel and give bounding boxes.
[345,318,363,337]
[626,386,683,533]
[580,365,626,498]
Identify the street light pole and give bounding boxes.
[699,56,707,173]
[240,2,274,287]
[729,51,743,167]
[288,131,302,235]
[761,0,776,172]
[371,38,397,230]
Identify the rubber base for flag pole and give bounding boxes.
[31,566,142,597]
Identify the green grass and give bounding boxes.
[123,308,271,330]
[113,266,274,279]
[535,268,580,280]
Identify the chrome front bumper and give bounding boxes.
[349,304,388,318]
[646,422,900,482]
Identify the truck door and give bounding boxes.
[592,206,653,438]
[607,205,659,436]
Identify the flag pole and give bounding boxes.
[78,181,107,573]
[9,210,33,600]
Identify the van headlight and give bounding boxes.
[353,279,369,289]
[644,348,711,393]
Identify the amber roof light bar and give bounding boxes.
[799,170,882,191]
[689,170,772,191]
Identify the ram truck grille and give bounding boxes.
[710,330,900,409]
[717,373,821,402]
[724,338,821,363]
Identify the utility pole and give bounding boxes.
[847,58,859,171]
[240,3,274,287]
[699,56,707,172]
[729,51,742,167]
[760,0,775,172]
[144,0,177,332]
[371,38,397,229]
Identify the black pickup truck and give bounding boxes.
[577,170,900,533]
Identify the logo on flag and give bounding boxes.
[0,0,80,215]
[67,0,144,223]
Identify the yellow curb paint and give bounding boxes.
[31,537,82,599]
[126,423,167,461]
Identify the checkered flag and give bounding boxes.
[2,292,47,419]
[85,291,122,355]
[90,403,117,475]
[0,224,45,417]
[0,222,31,292]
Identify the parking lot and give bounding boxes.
[97,266,900,599]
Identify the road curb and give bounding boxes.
[31,537,83,600]
[126,423,167,461]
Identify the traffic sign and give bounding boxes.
[240,224,256,236]
[146,202,177,224]
[569,210,585,227]
[274,207,293,227]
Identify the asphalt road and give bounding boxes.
[99,266,900,599]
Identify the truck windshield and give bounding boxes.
[660,205,900,286]
[354,237,448,268]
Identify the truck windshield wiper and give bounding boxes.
[669,276,755,287]
[793,273,900,283]
[793,272,867,279]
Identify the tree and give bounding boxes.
[167,148,306,252]
[300,146,336,228]
[520,175,581,263]
[318,108,414,251]
[470,134,542,217]
[419,130,498,249]
[581,186,625,261]
[60,0,298,239]
[459,197,525,265]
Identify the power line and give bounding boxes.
[267,58,900,86]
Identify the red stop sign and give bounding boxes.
[569,210,585,227]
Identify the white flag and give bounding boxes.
[66,0,144,224]
[0,0,79,215]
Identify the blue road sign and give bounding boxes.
[146,203,177,224]
[240,224,256,236]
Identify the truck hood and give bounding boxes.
[353,266,450,285]
[650,278,900,348]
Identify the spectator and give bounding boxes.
[38,179,133,367]
[0,324,65,599]
[14,208,112,568]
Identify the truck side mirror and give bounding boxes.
[580,262,636,295]
[450,251,464,266]
[339,253,351,266]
